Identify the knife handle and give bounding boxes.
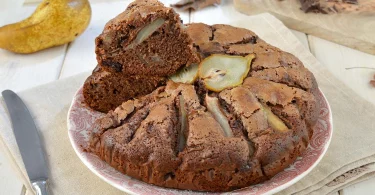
[32,180,48,195]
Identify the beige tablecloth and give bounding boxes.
[1,13,375,195]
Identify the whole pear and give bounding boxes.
[0,0,91,53]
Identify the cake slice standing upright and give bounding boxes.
[95,0,200,76]
[84,0,200,113]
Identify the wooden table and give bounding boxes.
[0,0,374,194]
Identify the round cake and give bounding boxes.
[85,0,320,192]
[87,25,319,193]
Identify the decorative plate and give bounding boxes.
[68,86,332,195]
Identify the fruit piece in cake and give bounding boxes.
[95,0,200,76]
[125,18,166,50]
[205,95,233,137]
[199,54,255,92]
[261,104,289,132]
[177,95,187,152]
[169,63,199,84]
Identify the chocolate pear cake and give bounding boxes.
[84,0,321,192]
[95,0,199,76]
[87,25,320,192]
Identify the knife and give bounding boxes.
[2,90,49,195]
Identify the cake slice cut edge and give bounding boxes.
[95,0,200,76]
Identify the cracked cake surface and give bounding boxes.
[89,76,319,191]
[85,0,320,192]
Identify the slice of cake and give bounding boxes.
[95,0,200,76]
[83,66,166,112]
[84,0,199,112]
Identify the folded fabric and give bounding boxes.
[1,13,375,195]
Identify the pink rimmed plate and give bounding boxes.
[67,86,332,195]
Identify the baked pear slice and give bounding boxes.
[177,94,187,152]
[261,104,289,132]
[125,18,165,50]
[199,54,255,92]
[169,63,199,84]
[206,95,233,137]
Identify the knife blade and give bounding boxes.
[2,90,49,195]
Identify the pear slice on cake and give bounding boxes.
[205,95,233,137]
[261,104,289,133]
[199,54,255,92]
[169,63,199,84]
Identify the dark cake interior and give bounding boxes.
[95,0,199,76]
[83,66,166,112]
